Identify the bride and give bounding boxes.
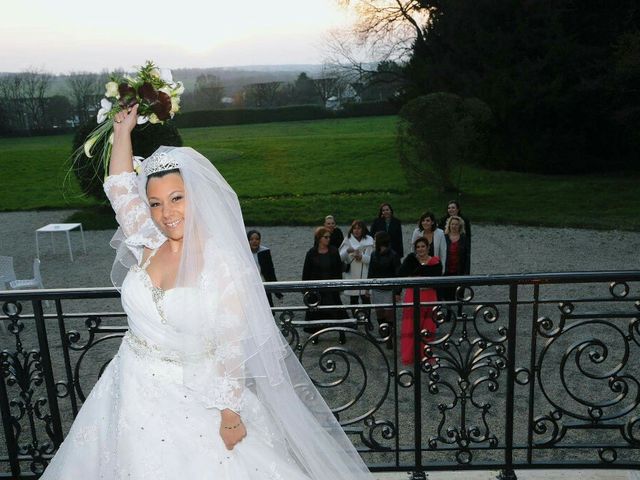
[41,104,373,479]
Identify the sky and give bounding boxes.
[2,0,356,73]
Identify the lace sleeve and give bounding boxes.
[194,247,251,413]
[103,171,166,251]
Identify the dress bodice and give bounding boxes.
[121,266,181,351]
[121,264,208,354]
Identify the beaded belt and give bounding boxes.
[123,330,181,364]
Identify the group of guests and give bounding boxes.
[248,201,472,365]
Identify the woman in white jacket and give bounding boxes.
[410,211,447,274]
[339,220,374,307]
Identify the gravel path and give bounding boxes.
[1,210,639,289]
[1,211,640,471]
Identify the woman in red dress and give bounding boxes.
[397,237,442,365]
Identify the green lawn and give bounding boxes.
[1,116,638,230]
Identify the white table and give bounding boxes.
[36,223,87,261]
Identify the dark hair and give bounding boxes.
[417,211,437,232]
[247,229,261,241]
[378,202,394,218]
[374,231,390,253]
[348,220,369,239]
[413,237,429,251]
[447,200,462,215]
[146,168,181,187]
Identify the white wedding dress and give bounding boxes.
[41,254,310,479]
[41,156,373,480]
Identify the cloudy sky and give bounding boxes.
[2,0,355,73]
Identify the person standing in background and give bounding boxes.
[439,200,471,259]
[368,231,401,348]
[410,212,447,275]
[324,215,344,249]
[370,203,404,259]
[339,220,374,309]
[397,237,442,365]
[302,227,348,332]
[247,229,283,308]
[442,216,470,301]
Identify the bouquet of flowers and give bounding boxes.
[73,60,184,178]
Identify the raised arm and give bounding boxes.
[109,105,138,176]
[103,104,165,251]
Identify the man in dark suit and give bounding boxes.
[247,230,283,308]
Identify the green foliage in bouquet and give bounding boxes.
[71,118,183,202]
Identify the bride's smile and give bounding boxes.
[147,172,186,242]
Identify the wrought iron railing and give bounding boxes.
[1,271,639,479]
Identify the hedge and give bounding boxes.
[174,101,399,129]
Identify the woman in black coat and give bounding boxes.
[370,202,404,259]
[302,226,348,332]
[247,230,283,308]
[368,231,401,348]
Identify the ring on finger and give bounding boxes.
[114,119,122,123]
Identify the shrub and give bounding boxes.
[397,92,493,193]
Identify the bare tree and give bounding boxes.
[339,0,431,57]
[324,1,432,77]
[313,77,341,105]
[0,74,27,130]
[66,72,102,124]
[194,74,225,109]
[243,82,282,107]
[22,68,52,130]
[311,65,350,106]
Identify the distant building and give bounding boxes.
[325,84,361,110]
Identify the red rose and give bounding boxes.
[152,91,172,120]
[137,82,158,104]
[118,83,137,108]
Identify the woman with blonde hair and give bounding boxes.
[323,214,344,249]
[442,215,470,301]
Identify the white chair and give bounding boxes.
[0,256,17,290]
[10,259,45,290]
[9,259,49,308]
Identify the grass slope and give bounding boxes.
[0,116,638,230]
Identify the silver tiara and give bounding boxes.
[143,151,179,176]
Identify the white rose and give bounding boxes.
[159,86,172,96]
[170,97,180,114]
[151,68,161,78]
[148,113,160,124]
[97,98,113,124]
[173,81,185,96]
[159,68,173,83]
[137,115,149,125]
[105,81,119,98]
